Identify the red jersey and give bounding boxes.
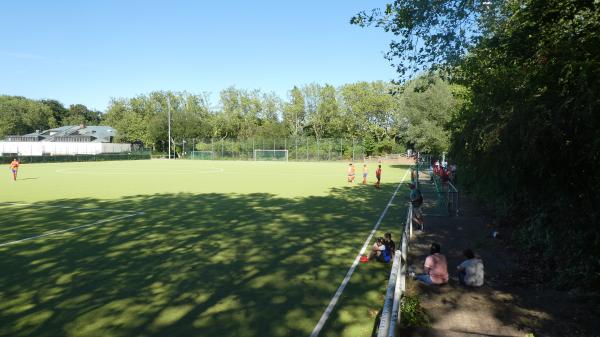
[10,160,19,170]
[376,167,381,177]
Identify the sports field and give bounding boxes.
[0,160,410,337]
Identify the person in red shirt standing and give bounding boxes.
[10,158,19,181]
[375,165,382,189]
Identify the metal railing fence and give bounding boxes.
[431,173,460,216]
[377,201,413,337]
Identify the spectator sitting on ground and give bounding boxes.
[413,242,448,285]
[368,237,386,261]
[457,249,484,287]
[384,232,396,259]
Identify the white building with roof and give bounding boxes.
[0,125,131,156]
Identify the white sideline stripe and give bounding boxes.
[0,213,140,247]
[0,202,138,214]
[309,169,410,337]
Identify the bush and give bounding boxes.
[400,295,429,328]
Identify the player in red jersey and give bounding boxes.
[10,158,19,181]
[375,165,382,189]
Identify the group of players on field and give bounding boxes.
[9,159,382,186]
[347,163,381,188]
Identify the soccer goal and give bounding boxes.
[253,149,288,162]
[191,151,215,160]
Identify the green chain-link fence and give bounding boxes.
[177,136,405,161]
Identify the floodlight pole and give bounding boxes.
[167,96,172,159]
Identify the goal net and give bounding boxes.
[253,149,288,161]
[190,151,215,160]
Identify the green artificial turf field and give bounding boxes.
[0,160,410,337]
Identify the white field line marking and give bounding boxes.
[0,202,138,214]
[309,169,410,337]
[0,213,140,247]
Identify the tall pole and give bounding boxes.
[167,96,172,159]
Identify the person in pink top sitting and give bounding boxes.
[414,242,449,285]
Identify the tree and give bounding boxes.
[398,75,455,154]
[351,0,502,80]
[258,92,286,139]
[353,0,600,288]
[317,84,341,138]
[0,96,54,137]
[282,86,305,137]
[63,104,102,125]
[40,99,68,127]
[302,83,323,139]
[303,83,341,140]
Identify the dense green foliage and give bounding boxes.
[351,0,497,80]
[0,96,101,136]
[2,79,460,156]
[102,81,458,154]
[453,0,600,288]
[356,0,600,288]
[400,295,430,328]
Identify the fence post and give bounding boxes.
[221,139,224,158]
[457,190,460,216]
[306,137,308,161]
[317,138,320,161]
[409,205,413,239]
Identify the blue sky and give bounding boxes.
[0,1,395,111]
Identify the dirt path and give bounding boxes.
[400,172,600,337]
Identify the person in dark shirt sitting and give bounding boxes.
[384,232,396,259]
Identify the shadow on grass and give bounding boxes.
[388,164,413,170]
[405,214,600,337]
[0,182,407,337]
